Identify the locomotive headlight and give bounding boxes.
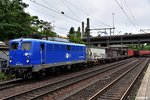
[26,59,30,63]
[25,53,30,63]
[9,56,12,63]
[9,60,12,63]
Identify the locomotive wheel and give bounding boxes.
[26,72,32,79]
[23,72,32,80]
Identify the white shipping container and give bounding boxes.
[90,47,106,59]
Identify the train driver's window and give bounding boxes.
[21,42,31,50]
[11,43,19,50]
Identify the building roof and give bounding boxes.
[0,41,9,50]
[0,41,5,46]
[10,38,86,46]
[109,45,128,48]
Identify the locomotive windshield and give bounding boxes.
[10,43,19,50]
[21,42,31,50]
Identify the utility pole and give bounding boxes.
[81,22,84,38]
[87,18,90,43]
[121,36,123,55]
[110,28,112,40]
[107,30,110,47]
[112,13,115,35]
[138,38,141,50]
[86,18,91,59]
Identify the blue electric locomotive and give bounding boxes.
[7,38,86,78]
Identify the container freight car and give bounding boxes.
[127,50,139,57]
[128,49,134,56]
[139,50,150,56]
[127,49,150,57]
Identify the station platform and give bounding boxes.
[136,64,150,100]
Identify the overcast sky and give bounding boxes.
[23,0,150,37]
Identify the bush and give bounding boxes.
[0,72,7,80]
[0,72,15,80]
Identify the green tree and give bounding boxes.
[0,0,58,41]
[68,27,84,44]
[76,27,81,38]
[38,20,57,39]
[30,16,40,33]
[0,0,32,40]
[143,43,150,50]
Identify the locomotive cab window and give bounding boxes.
[21,42,31,50]
[11,43,19,50]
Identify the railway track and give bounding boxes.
[62,58,145,100]
[0,58,132,91]
[0,78,23,91]
[1,58,135,100]
[88,58,149,100]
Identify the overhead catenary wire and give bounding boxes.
[63,0,89,16]
[114,0,139,31]
[29,0,82,23]
[60,0,98,29]
[90,18,110,27]
[123,0,140,27]
[63,0,111,27]
[29,0,97,29]
[63,0,124,34]
[41,0,62,13]
[55,25,69,31]
[30,0,128,36]
[28,6,71,32]
[28,6,56,19]
[61,0,82,21]
[40,0,84,26]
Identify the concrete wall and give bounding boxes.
[0,50,8,71]
[0,50,8,60]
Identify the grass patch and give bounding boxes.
[0,72,7,80]
[0,72,15,80]
[128,96,136,100]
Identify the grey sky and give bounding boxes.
[23,0,150,37]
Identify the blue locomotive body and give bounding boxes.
[8,38,86,78]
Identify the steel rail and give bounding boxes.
[0,78,23,91]
[2,59,134,100]
[120,58,149,100]
[88,59,146,100]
